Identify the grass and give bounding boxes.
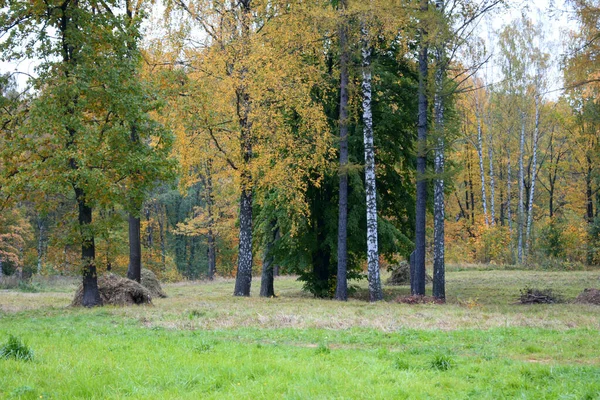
[1,268,599,399]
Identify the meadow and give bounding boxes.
[1,268,599,399]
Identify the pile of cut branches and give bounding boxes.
[519,287,563,304]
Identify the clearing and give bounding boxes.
[1,268,599,399]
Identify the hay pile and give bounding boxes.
[141,268,167,298]
[575,288,600,305]
[386,261,432,286]
[72,273,152,306]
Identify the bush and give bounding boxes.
[472,225,513,264]
[0,335,34,361]
[17,280,40,293]
[588,217,600,266]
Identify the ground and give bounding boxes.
[1,267,599,399]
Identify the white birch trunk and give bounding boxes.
[475,95,489,226]
[486,117,496,225]
[525,94,540,258]
[518,112,525,263]
[506,147,513,233]
[433,60,445,299]
[361,24,383,302]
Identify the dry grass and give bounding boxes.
[2,269,598,332]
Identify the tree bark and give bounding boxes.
[506,147,513,233]
[260,224,277,298]
[518,112,525,263]
[335,0,350,301]
[200,161,217,280]
[127,214,142,282]
[468,149,475,224]
[77,188,102,307]
[432,45,445,301]
[487,120,496,225]
[413,0,429,296]
[37,215,45,274]
[361,24,383,302]
[234,188,253,296]
[233,0,254,297]
[586,156,594,223]
[475,96,489,226]
[525,95,540,258]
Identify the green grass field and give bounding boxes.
[1,269,599,399]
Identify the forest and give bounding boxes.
[0,0,599,305]
[1,0,600,398]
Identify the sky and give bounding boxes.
[0,0,575,98]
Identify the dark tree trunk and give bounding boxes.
[413,0,429,296]
[335,0,350,301]
[202,160,217,280]
[409,250,416,290]
[499,167,505,226]
[260,225,277,298]
[127,214,142,282]
[586,157,594,223]
[77,189,101,307]
[145,205,153,247]
[37,215,45,274]
[207,228,216,280]
[157,204,166,269]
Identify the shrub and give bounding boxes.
[0,335,34,361]
[472,225,513,264]
[17,280,40,293]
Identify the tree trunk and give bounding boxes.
[506,147,513,233]
[233,0,254,297]
[525,95,540,258]
[202,161,217,280]
[432,46,445,301]
[518,112,525,263]
[468,150,475,224]
[37,216,45,274]
[207,228,216,280]
[145,204,153,248]
[413,0,429,296]
[127,214,142,282]
[499,166,505,226]
[487,122,496,225]
[77,188,102,307]
[475,96,489,226]
[260,224,277,298]
[586,156,594,223]
[335,0,350,301]
[361,24,383,302]
[234,188,253,296]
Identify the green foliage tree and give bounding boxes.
[1,0,173,306]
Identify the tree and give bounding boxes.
[168,0,333,295]
[1,0,173,306]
